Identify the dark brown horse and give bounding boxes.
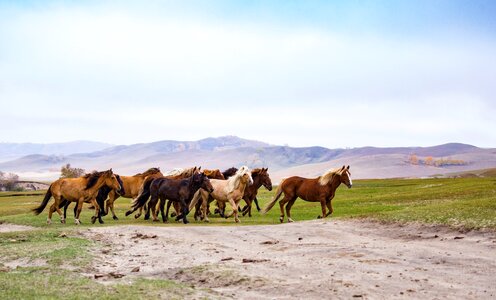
[33,169,122,225]
[262,166,352,223]
[159,173,214,223]
[241,168,272,217]
[125,167,201,220]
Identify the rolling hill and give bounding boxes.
[0,136,495,181]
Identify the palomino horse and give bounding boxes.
[102,168,162,220]
[126,167,201,220]
[190,166,253,223]
[33,169,122,225]
[262,165,352,223]
[152,173,214,223]
[192,169,225,218]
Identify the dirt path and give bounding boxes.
[81,220,496,299]
[0,223,36,233]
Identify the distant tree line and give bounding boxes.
[408,154,467,167]
[0,171,21,191]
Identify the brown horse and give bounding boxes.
[33,169,122,225]
[203,169,225,180]
[262,166,352,223]
[127,167,201,220]
[241,168,272,217]
[103,167,162,220]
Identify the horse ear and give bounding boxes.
[341,165,345,170]
[109,168,113,173]
[199,166,201,171]
[347,165,350,170]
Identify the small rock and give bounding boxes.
[94,274,105,279]
[131,267,140,273]
[221,257,234,261]
[454,236,464,240]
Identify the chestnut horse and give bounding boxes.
[262,165,352,223]
[103,168,162,220]
[190,166,253,223]
[33,169,122,225]
[241,168,272,217]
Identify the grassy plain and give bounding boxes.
[1,177,495,298]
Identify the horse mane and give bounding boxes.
[318,167,344,186]
[134,167,160,177]
[163,168,184,176]
[227,166,250,192]
[222,167,238,179]
[84,170,107,190]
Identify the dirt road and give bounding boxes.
[82,220,496,299]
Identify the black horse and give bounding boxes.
[126,173,213,224]
[59,175,124,224]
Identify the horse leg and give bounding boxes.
[75,198,84,225]
[317,199,327,219]
[90,198,101,224]
[165,200,173,223]
[253,196,262,212]
[242,197,251,217]
[202,194,210,222]
[178,199,189,224]
[159,197,167,223]
[285,197,298,223]
[47,203,55,224]
[278,194,293,223]
[135,205,144,219]
[53,198,65,224]
[228,198,240,223]
[148,194,159,222]
[325,199,334,217]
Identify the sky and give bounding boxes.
[1,0,495,148]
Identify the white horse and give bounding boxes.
[190,166,253,223]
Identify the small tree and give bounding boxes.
[0,171,20,191]
[60,164,85,178]
[424,156,434,166]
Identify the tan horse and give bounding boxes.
[103,167,162,220]
[262,165,352,223]
[33,169,122,225]
[190,166,253,223]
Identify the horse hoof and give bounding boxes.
[91,216,97,224]
[46,219,52,225]
[317,215,322,219]
[99,219,104,224]
[152,219,159,222]
[279,217,284,223]
[288,218,294,223]
[134,214,140,219]
[125,211,132,217]
[170,212,177,218]
[144,215,150,220]
[204,219,210,223]
[75,219,80,225]
[235,219,240,223]
[60,219,66,224]
[113,216,119,221]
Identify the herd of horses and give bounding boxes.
[32,165,353,225]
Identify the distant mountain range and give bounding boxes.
[1,136,495,181]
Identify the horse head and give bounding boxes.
[103,168,123,192]
[260,168,273,191]
[198,173,214,193]
[339,165,352,188]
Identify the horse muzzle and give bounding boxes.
[347,184,352,189]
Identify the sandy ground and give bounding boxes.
[0,223,36,233]
[79,220,496,299]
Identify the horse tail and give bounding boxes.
[132,177,155,210]
[261,179,285,214]
[32,185,53,215]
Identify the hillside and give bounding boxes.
[0,137,495,181]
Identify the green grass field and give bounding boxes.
[1,177,495,298]
[1,177,495,229]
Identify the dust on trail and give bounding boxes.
[81,220,496,299]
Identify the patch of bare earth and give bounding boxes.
[80,220,496,299]
[0,222,36,233]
